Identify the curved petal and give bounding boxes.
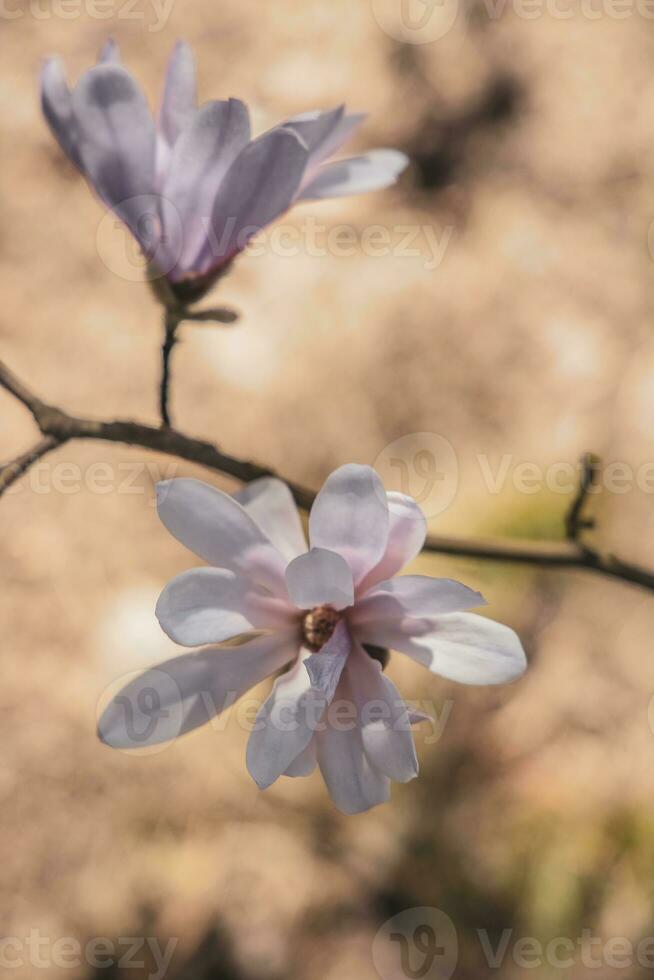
[357,492,427,594]
[234,478,306,562]
[286,108,366,184]
[40,57,82,169]
[298,148,408,201]
[284,737,317,777]
[156,479,288,595]
[98,39,120,63]
[156,567,295,646]
[346,645,418,783]
[357,612,527,686]
[159,40,197,147]
[316,659,390,815]
[163,99,250,273]
[71,64,157,249]
[246,657,322,789]
[285,548,354,611]
[199,126,308,273]
[303,619,351,702]
[352,575,484,626]
[309,464,389,587]
[97,630,297,749]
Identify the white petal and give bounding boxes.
[353,575,484,625]
[303,619,351,702]
[316,664,390,814]
[246,658,322,789]
[285,548,354,611]
[40,57,82,169]
[163,98,250,272]
[234,478,306,562]
[98,631,296,749]
[156,567,294,646]
[309,464,389,587]
[159,40,197,146]
[346,645,418,783]
[156,479,287,595]
[358,492,427,594]
[357,612,527,686]
[298,149,408,201]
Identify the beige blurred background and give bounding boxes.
[3,0,654,977]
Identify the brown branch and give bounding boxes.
[2,357,654,593]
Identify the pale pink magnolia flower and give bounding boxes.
[99,464,526,815]
[40,40,408,304]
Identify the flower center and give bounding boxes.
[302,605,341,652]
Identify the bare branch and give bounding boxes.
[2,357,654,593]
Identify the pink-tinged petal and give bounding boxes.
[353,575,484,626]
[199,127,308,273]
[234,478,306,563]
[408,709,432,726]
[346,645,418,783]
[246,657,323,789]
[303,619,351,702]
[159,40,197,146]
[156,567,295,647]
[163,98,250,272]
[41,57,82,170]
[309,464,389,587]
[98,630,297,749]
[98,38,120,63]
[357,612,527,686]
[286,548,354,611]
[156,479,288,596]
[316,660,390,815]
[298,148,408,201]
[284,737,317,777]
[71,64,157,249]
[358,492,427,594]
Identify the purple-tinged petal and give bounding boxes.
[71,64,157,249]
[346,644,418,783]
[316,662,390,815]
[162,98,250,273]
[286,108,366,181]
[357,612,527,686]
[98,38,120,63]
[156,567,296,647]
[357,492,427,594]
[352,575,484,626]
[298,148,408,201]
[286,548,354,611]
[235,478,306,563]
[284,737,317,777]
[303,619,351,703]
[40,57,82,170]
[198,127,308,274]
[246,656,324,789]
[98,630,297,749]
[159,40,197,147]
[156,478,288,596]
[309,464,389,587]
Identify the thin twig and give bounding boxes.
[0,436,61,494]
[565,452,599,543]
[2,358,654,593]
[159,310,180,429]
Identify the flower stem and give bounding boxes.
[160,310,180,428]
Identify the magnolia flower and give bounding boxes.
[41,40,408,304]
[98,464,526,815]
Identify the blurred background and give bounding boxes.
[3,0,654,977]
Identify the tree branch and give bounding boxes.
[2,357,654,593]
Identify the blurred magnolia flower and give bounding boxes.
[41,40,408,305]
[99,464,526,815]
